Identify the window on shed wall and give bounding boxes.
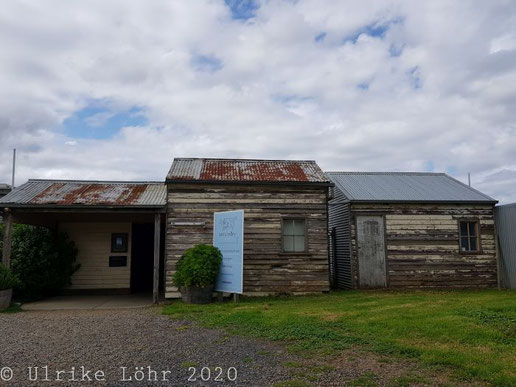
[282,219,306,252]
[459,221,479,252]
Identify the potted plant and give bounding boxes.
[173,244,222,304]
[0,263,19,311]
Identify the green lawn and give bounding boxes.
[163,290,516,386]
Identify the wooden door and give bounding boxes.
[356,216,387,287]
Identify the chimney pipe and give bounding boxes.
[11,148,16,189]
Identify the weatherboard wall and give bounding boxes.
[345,203,498,288]
[165,183,330,298]
[59,222,132,291]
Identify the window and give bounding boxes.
[459,221,479,252]
[282,219,306,252]
[111,233,128,253]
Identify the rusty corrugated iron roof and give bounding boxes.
[167,158,330,184]
[0,180,166,207]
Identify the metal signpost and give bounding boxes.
[213,210,244,299]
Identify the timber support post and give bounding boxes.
[2,210,13,268]
[153,213,161,304]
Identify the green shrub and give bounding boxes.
[0,263,19,291]
[173,244,222,288]
[2,225,80,301]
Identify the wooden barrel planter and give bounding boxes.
[180,285,214,304]
[0,289,12,310]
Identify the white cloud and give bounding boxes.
[0,0,515,202]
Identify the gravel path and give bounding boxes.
[0,307,457,386]
[0,307,294,386]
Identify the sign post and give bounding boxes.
[213,210,244,296]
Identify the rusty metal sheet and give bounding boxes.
[167,158,329,183]
[0,180,166,207]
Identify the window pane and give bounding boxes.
[294,220,305,236]
[283,236,294,252]
[460,222,468,237]
[468,222,477,237]
[469,237,478,251]
[294,236,305,251]
[283,220,293,236]
[461,237,469,251]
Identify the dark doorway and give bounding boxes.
[131,223,154,293]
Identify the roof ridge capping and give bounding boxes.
[173,157,318,163]
[326,171,446,176]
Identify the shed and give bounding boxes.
[0,180,166,301]
[327,172,498,289]
[165,158,332,298]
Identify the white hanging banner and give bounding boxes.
[213,210,244,294]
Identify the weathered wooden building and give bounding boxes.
[0,180,166,301]
[165,158,332,298]
[328,172,498,289]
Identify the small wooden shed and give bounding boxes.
[165,158,332,298]
[328,172,498,289]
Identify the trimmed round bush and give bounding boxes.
[173,244,222,288]
[0,263,19,291]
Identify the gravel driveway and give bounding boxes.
[0,307,454,386]
[0,308,294,387]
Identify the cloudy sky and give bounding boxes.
[1,0,515,202]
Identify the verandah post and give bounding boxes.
[153,213,161,304]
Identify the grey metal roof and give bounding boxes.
[327,172,496,203]
[167,158,330,184]
[0,179,166,208]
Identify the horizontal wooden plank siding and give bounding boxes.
[348,203,497,288]
[59,222,131,290]
[165,184,329,298]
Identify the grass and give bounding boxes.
[0,303,22,313]
[163,290,516,386]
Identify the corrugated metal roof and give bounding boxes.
[167,158,330,184]
[0,180,166,207]
[328,172,496,203]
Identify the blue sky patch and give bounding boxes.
[446,166,458,175]
[315,32,327,43]
[389,43,404,57]
[343,17,403,44]
[272,94,315,106]
[408,66,423,89]
[224,0,259,20]
[191,54,223,72]
[63,104,147,139]
[424,160,435,172]
[357,82,369,90]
